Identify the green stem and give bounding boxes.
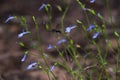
[61,6,69,33]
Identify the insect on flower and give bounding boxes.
[27,62,37,70]
[4,16,16,23]
[92,32,100,39]
[65,25,76,33]
[90,0,95,3]
[47,44,54,50]
[18,31,30,38]
[57,38,67,45]
[51,29,61,33]
[21,54,27,62]
[38,4,49,11]
[86,24,95,31]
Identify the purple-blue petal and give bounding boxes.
[38,4,48,11]
[49,65,55,72]
[92,32,100,39]
[57,39,67,45]
[21,54,27,62]
[65,25,76,33]
[86,24,95,31]
[27,62,37,70]
[18,31,30,38]
[90,0,95,3]
[4,16,15,23]
[47,44,54,49]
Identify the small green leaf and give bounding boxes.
[47,4,51,7]
[57,5,62,11]
[88,9,96,15]
[114,31,119,37]
[38,66,42,69]
[19,42,25,47]
[70,39,74,45]
[25,51,29,54]
[45,4,50,12]
[14,16,17,19]
[54,62,58,66]
[45,24,49,30]
[76,19,82,24]
[32,16,36,22]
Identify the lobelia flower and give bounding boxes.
[38,4,49,11]
[4,16,15,23]
[47,44,54,50]
[18,31,30,38]
[49,65,55,72]
[92,32,100,39]
[27,62,37,70]
[86,24,95,31]
[21,54,27,62]
[90,0,95,3]
[65,25,76,33]
[57,38,67,45]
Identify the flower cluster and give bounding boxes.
[47,25,76,50]
[9,1,102,72]
[86,24,101,39]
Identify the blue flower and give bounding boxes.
[86,24,95,31]
[47,44,54,50]
[92,32,100,39]
[49,65,55,72]
[65,25,76,33]
[27,62,37,70]
[21,54,27,62]
[38,4,49,11]
[4,16,15,23]
[18,31,30,38]
[57,39,67,45]
[90,0,95,3]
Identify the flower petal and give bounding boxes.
[92,32,100,39]
[27,62,37,70]
[65,25,76,33]
[49,65,55,72]
[86,24,95,31]
[57,39,67,45]
[21,54,27,62]
[90,0,95,3]
[47,44,54,49]
[18,31,30,38]
[4,16,15,23]
[38,4,48,11]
